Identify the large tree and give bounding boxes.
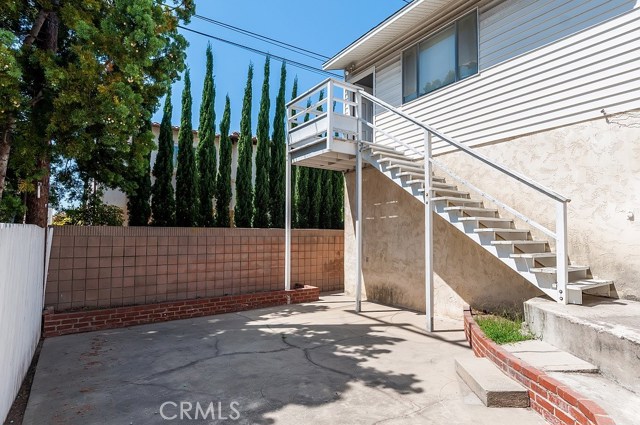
[331,171,344,229]
[253,57,271,228]
[127,120,152,226]
[175,69,199,227]
[197,44,217,227]
[234,63,254,228]
[319,169,333,229]
[269,61,287,228]
[215,96,232,227]
[151,91,176,226]
[0,0,194,226]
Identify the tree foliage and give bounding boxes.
[55,183,124,227]
[175,69,199,227]
[253,57,271,228]
[151,91,176,226]
[215,95,232,227]
[289,77,298,226]
[269,61,287,228]
[0,0,194,226]
[234,63,254,228]
[197,44,217,227]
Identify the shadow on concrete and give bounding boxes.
[24,299,453,425]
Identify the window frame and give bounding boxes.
[401,9,479,104]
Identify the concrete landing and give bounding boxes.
[455,356,529,408]
[525,295,640,393]
[503,340,598,373]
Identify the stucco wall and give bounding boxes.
[343,168,543,319]
[344,111,640,317]
[436,112,640,300]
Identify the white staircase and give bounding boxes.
[285,78,613,307]
[362,143,612,305]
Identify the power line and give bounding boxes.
[177,25,342,79]
[193,14,330,62]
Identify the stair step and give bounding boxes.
[455,356,529,408]
[431,197,482,206]
[566,279,613,290]
[397,171,445,182]
[459,217,512,223]
[530,265,590,274]
[379,157,424,167]
[370,150,421,161]
[491,240,547,247]
[406,180,457,190]
[474,228,527,234]
[444,206,498,217]
[419,188,469,197]
[510,252,555,259]
[365,144,400,154]
[387,164,425,174]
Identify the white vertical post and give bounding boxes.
[326,80,333,149]
[285,127,292,292]
[556,201,568,304]
[355,90,363,313]
[424,130,434,332]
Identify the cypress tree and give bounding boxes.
[127,120,153,226]
[269,61,287,228]
[290,76,299,227]
[319,169,333,229]
[215,96,232,227]
[197,45,217,227]
[175,69,199,227]
[234,63,254,228]
[331,171,344,228]
[151,91,176,226]
[254,57,271,228]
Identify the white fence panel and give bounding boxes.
[0,224,46,423]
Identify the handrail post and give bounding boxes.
[285,128,292,292]
[355,91,363,313]
[556,201,569,304]
[424,130,434,332]
[326,80,333,149]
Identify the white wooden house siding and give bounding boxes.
[369,0,640,155]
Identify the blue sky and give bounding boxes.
[152,0,407,134]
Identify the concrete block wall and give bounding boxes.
[46,226,343,311]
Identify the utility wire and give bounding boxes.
[193,14,330,62]
[177,25,342,78]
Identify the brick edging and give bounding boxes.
[43,286,320,338]
[463,309,615,425]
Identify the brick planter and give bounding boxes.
[43,285,320,338]
[463,308,615,425]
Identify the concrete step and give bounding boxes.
[444,206,498,217]
[529,265,589,274]
[397,171,446,182]
[455,356,529,408]
[503,340,598,373]
[525,296,640,394]
[431,197,482,207]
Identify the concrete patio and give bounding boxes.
[24,294,545,424]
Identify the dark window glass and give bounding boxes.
[401,11,478,103]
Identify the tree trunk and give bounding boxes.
[25,6,58,227]
[0,123,13,201]
[25,153,50,227]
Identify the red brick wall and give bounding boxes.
[46,226,343,311]
[463,309,615,425]
[43,285,320,337]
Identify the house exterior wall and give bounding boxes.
[343,168,543,319]
[365,0,640,155]
[339,0,640,307]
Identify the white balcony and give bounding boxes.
[286,79,360,172]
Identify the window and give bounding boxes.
[402,11,478,103]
